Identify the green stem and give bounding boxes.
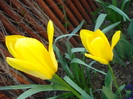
[107,63,122,99]
[49,74,82,99]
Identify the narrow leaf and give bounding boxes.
[47,92,74,99]
[64,76,92,99]
[68,20,85,40]
[102,21,121,34]
[94,13,107,31]
[103,86,116,99]
[71,58,106,75]
[54,34,78,45]
[17,85,69,99]
[105,71,112,89]
[0,84,39,90]
[128,19,133,46]
[71,47,85,54]
[53,45,74,79]
[121,0,130,10]
[112,0,117,6]
[116,39,132,58]
[113,50,127,68]
[108,5,130,21]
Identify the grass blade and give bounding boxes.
[71,58,106,75]
[108,5,130,21]
[17,85,69,99]
[64,76,93,99]
[94,13,107,31]
[102,21,121,34]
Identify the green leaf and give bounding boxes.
[53,45,65,66]
[105,71,112,89]
[112,0,117,6]
[113,50,126,68]
[128,19,133,46]
[89,88,94,98]
[0,84,39,90]
[102,21,121,34]
[54,34,78,45]
[66,42,72,59]
[108,5,130,21]
[96,0,108,7]
[47,93,73,99]
[116,39,132,58]
[71,58,106,75]
[65,42,82,85]
[47,92,74,99]
[71,47,85,54]
[94,13,107,31]
[103,86,116,99]
[65,53,71,60]
[49,74,66,85]
[91,8,101,16]
[68,20,85,40]
[69,62,81,86]
[121,0,130,10]
[17,85,69,99]
[64,76,93,99]
[115,84,125,95]
[53,45,74,79]
[119,84,125,92]
[125,90,132,98]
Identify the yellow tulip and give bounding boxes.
[5,20,58,79]
[80,29,121,64]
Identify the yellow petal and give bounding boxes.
[14,37,57,72]
[85,53,108,64]
[101,48,113,62]
[6,57,55,79]
[80,29,94,53]
[14,38,47,63]
[47,20,54,47]
[94,29,113,61]
[94,29,111,48]
[5,35,25,59]
[47,20,58,70]
[90,37,113,62]
[80,29,94,39]
[111,31,121,50]
[90,37,105,57]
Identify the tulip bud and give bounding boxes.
[6,20,58,79]
[80,29,121,64]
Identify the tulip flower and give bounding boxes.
[5,20,58,79]
[80,29,121,64]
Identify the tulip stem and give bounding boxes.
[49,74,82,99]
[107,63,122,99]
